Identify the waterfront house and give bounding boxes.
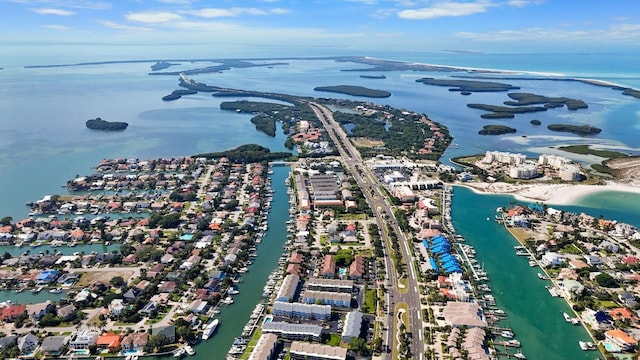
[609,307,639,324]
[151,325,175,343]
[605,329,637,351]
[96,333,122,353]
[123,288,141,302]
[540,252,566,267]
[120,332,149,352]
[36,270,60,285]
[139,301,158,317]
[189,299,209,314]
[17,333,39,353]
[0,304,26,323]
[69,330,98,350]
[26,301,52,322]
[584,255,604,266]
[40,335,67,356]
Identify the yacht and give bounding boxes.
[579,341,595,350]
[537,272,548,280]
[49,288,63,294]
[201,319,219,340]
[172,347,185,358]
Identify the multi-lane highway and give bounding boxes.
[308,102,423,359]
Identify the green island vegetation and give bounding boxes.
[321,98,453,160]
[467,103,547,118]
[150,59,288,76]
[504,92,588,110]
[162,89,197,101]
[557,145,629,159]
[530,119,542,125]
[193,144,292,163]
[415,78,519,92]
[85,117,128,131]
[478,125,517,135]
[451,74,640,100]
[313,85,391,98]
[150,60,180,71]
[220,100,293,137]
[359,74,386,79]
[169,77,452,160]
[547,124,602,135]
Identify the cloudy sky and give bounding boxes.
[2,0,639,57]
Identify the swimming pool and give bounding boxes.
[339,268,347,276]
[602,341,619,353]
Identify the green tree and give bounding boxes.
[110,276,126,288]
[595,273,618,288]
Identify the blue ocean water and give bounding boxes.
[1,51,640,219]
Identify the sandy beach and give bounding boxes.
[461,181,640,206]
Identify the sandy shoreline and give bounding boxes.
[459,181,640,206]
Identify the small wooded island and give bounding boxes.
[547,124,602,135]
[85,117,128,131]
[478,125,517,135]
[314,85,391,98]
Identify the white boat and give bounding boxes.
[507,339,521,347]
[513,351,526,359]
[173,347,185,358]
[537,273,548,280]
[501,330,514,339]
[202,319,219,340]
[222,296,234,304]
[563,312,572,322]
[49,288,63,294]
[528,260,537,267]
[228,288,239,295]
[183,345,195,356]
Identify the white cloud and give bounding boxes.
[506,0,545,7]
[156,0,196,4]
[42,24,71,30]
[99,20,153,31]
[185,7,289,18]
[9,0,111,10]
[32,7,76,15]
[125,11,184,24]
[398,1,496,20]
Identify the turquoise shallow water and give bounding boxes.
[452,186,596,360]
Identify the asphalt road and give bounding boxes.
[308,102,423,359]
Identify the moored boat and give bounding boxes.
[201,319,219,340]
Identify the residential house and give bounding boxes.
[0,335,18,352]
[618,292,637,308]
[57,304,77,322]
[26,301,53,322]
[605,329,637,352]
[17,333,39,353]
[152,325,175,343]
[40,336,67,356]
[96,333,122,353]
[69,330,98,350]
[120,332,149,352]
[0,304,26,323]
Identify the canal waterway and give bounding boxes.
[451,186,596,360]
[191,165,291,359]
